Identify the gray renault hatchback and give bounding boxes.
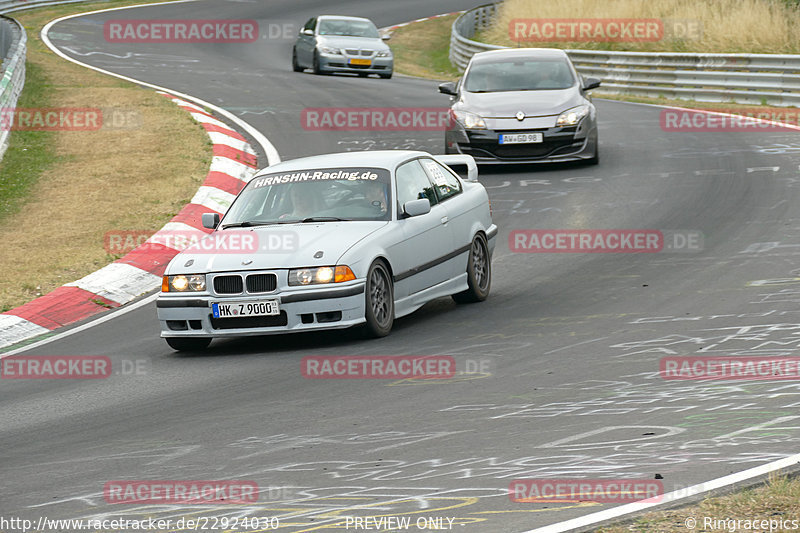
[439,48,601,164]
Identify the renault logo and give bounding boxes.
[516,111,525,121]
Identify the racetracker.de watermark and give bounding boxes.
[103,480,258,504]
[0,107,141,131]
[0,516,280,532]
[104,230,298,255]
[509,18,701,42]
[661,356,800,380]
[509,229,703,253]
[2,356,110,379]
[301,108,454,131]
[301,356,456,379]
[1,356,148,379]
[509,478,664,503]
[104,20,258,42]
[661,108,800,132]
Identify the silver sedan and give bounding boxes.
[157,151,496,351]
[292,15,393,78]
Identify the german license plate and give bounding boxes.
[499,132,543,144]
[212,300,279,318]
[349,58,372,66]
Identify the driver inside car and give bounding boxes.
[364,181,388,215]
[279,184,325,219]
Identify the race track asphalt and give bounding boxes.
[3,1,800,531]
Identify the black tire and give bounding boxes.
[453,234,491,303]
[165,337,211,351]
[363,260,394,337]
[379,71,393,79]
[312,51,324,75]
[292,48,303,72]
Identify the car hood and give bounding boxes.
[455,87,584,118]
[318,35,389,52]
[166,221,388,275]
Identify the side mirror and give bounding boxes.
[438,81,457,96]
[403,198,431,217]
[202,212,220,229]
[583,77,601,91]
[302,28,314,36]
[381,33,391,41]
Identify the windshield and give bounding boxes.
[222,167,392,226]
[318,19,380,38]
[464,58,575,92]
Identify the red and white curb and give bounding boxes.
[0,93,258,349]
[381,11,465,34]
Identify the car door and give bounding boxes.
[389,159,456,299]
[419,157,469,279]
[296,17,317,65]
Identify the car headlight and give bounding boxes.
[288,265,356,286]
[376,50,392,58]
[162,274,206,292]
[452,110,486,130]
[556,105,590,126]
[319,46,342,55]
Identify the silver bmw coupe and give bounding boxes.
[157,151,496,351]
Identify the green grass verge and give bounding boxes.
[0,60,61,221]
[598,473,800,533]
[391,15,461,81]
[0,0,189,225]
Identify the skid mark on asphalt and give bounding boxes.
[61,45,201,62]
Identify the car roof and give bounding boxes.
[254,150,430,176]
[471,47,570,63]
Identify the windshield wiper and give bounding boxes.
[221,220,296,229]
[301,217,352,222]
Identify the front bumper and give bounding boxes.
[318,53,393,74]
[445,122,597,164]
[157,281,366,338]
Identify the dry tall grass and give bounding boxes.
[483,0,800,53]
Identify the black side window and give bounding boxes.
[303,18,316,32]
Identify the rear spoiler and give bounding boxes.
[434,154,478,182]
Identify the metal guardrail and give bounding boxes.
[0,15,25,162]
[450,3,800,107]
[449,3,504,73]
[1,14,15,55]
